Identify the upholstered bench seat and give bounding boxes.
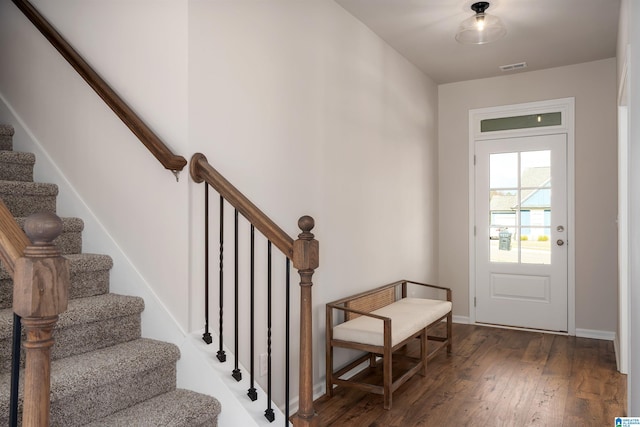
[326,280,452,410]
[332,298,452,347]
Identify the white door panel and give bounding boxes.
[475,134,567,331]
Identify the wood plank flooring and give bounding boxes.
[313,324,626,426]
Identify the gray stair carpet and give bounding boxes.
[0,124,220,426]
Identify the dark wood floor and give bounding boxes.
[314,323,626,426]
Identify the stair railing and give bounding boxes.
[0,200,70,427]
[11,0,187,179]
[11,1,319,423]
[190,153,319,427]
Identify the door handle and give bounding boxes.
[557,239,565,246]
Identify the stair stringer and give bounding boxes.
[0,96,283,426]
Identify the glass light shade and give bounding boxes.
[455,12,506,44]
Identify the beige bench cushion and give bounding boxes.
[332,298,452,347]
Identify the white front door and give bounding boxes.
[475,133,568,331]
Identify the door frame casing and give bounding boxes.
[617,46,630,374]
[468,97,576,335]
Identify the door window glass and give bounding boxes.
[489,150,552,264]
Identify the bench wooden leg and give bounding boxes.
[447,312,453,354]
[420,328,428,376]
[369,352,377,368]
[326,306,335,397]
[383,345,392,410]
[326,343,334,397]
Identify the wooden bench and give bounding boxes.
[325,280,452,409]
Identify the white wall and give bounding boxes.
[439,59,619,334]
[0,0,439,408]
[188,1,439,398]
[618,0,640,415]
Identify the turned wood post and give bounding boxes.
[13,213,69,427]
[291,216,319,427]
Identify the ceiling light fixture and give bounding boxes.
[455,2,506,45]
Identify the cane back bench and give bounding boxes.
[325,280,452,409]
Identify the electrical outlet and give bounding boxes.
[260,353,268,377]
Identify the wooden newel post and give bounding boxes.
[291,215,319,427]
[13,212,69,427]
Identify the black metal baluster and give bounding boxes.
[9,313,21,427]
[285,257,291,426]
[203,183,212,344]
[217,195,226,362]
[264,241,275,422]
[248,225,258,401]
[232,209,242,381]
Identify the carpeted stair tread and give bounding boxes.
[0,293,145,374]
[0,180,57,196]
[49,338,181,425]
[0,151,35,164]
[14,216,84,254]
[0,180,58,215]
[0,253,113,309]
[0,125,13,151]
[0,151,35,181]
[0,338,181,426]
[52,294,144,362]
[65,253,113,300]
[65,253,114,273]
[58,293,144,328]
[84,388,221,427]
[49,338,179,396]
[0,293,143,340]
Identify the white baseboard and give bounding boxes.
[453,314,615,341]
[575,328,616,341]
[453,315,470,324]
[612,335,628,374]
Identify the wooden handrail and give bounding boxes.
[11,0,187,174]
[0,199,30,276]
[190,153,294,258]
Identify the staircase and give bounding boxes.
[0,124,222,426]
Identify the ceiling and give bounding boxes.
[334,0,621,84]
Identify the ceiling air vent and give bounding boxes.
[499,62,527,72]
